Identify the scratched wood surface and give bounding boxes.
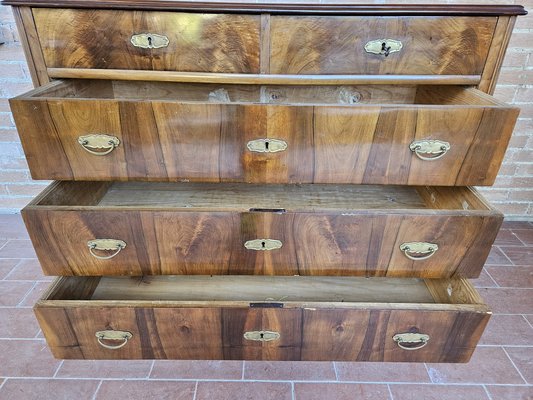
[32,8,261,73]
[35,275,490,361]
[22,181,502,278]
[10,81,519,185]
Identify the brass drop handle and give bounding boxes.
[244,239,283,251]
[244,330,280,342]
[78,134,120,156]
[88,239,127,260]
[131,33,169,49]
[247,139,287,153]
[400,242,438,261]
[393,332,430,351]
[410,140,451,161]
[96,330,132,350]
[365,39,403,57]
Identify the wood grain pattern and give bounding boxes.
[46,68,483,85]
[270,16,497,75]
[12,7,49,86]
[10,81,519,185]
[478,16,517,94]
[22,182,502,278]
[32,9,260,73]
[34,276,491,361]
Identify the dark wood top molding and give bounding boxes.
[1,1,528,16]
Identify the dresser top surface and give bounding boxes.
[1,0,527,16]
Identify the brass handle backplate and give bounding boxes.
[247,139,287,153]
[131,33,169,49]
[244,239,283,251]
[400,242,438,261]
[244,330,280,342]
[393,332,430,350]
[88,239,127,260]
[365,39,403,56]
[410,140,451,161]
[78,134,120,156]
[96,330,133,350]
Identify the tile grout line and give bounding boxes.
[512,234,528,247]
[522,315,533,329]
[0,241,9,252]
[34,329,42,339]
[501,346,529,385]
[0,376,532,385]
[482,268,500,287]
[52,360,64,378]
[91,380,103,400]
[15,280,37,307]
[192,380,198,400]
[241,361,245,380]
[422,363,434,383]
[0,377,6,391]
[1,258,24,281]
[494,245,517,266]
[147,360,155,379]
[291,381,295,400]
[483,384,494,400]
[387,383,395,400]
[332,362,339,381]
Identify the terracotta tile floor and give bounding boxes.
[0,214,531,400]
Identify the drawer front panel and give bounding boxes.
[23,209,501,278]
[35,305,489,362]
[11,99,518,186]
[32,9,261,73]
[270,16,497,75]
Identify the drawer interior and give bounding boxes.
[33,182,494,213]
[42,275,486,308]
[24,79,507,107]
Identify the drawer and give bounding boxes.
[10,80,518,185]
[35,275,490,361]
[23,182,502,278]
[270,16,497,75]
[32,8,260,73]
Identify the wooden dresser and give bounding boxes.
[3,0,527,362]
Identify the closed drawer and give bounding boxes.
[270,16,496,75]
[32,8,260,73]
[11,80,518,185]
[23,182,502,278]
[35,275,490,362]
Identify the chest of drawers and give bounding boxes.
[4,0,526,362]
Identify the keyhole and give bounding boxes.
[261,241,266,248]
[381,42,391,57]
[260,333,264,339]
[264,141,269,151]
[147,36,153,47]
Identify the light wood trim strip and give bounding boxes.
[12,7,49,86]
[260,13,270,74]
[479,16,517,94]
[47,68,482,85]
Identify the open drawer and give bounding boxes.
[35,275,491,361]
[10,80,518,185]
[23,181,502,278]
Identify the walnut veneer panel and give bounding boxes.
[22,182,502,278]
[35,276,490,362]
[10,81,519,185]
[32,9,261,73]
[270,16,497,75]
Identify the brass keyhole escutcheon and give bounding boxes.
[244,239,283,251]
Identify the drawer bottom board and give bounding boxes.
[35,276,490,362]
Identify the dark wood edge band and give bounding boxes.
[0,1,528,16]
